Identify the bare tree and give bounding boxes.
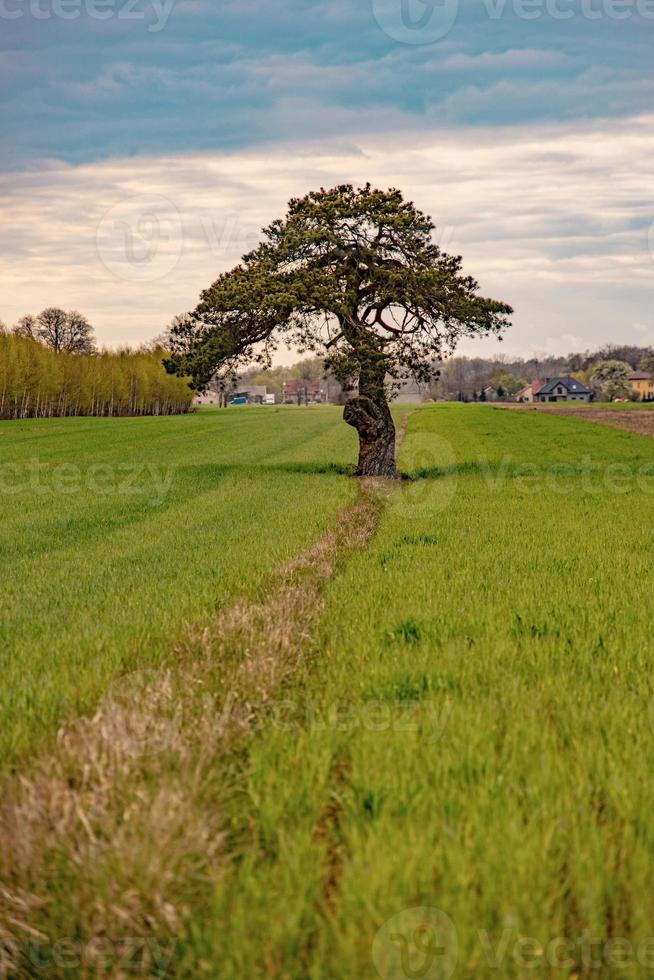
[16,308,97,354]
[61,310,96,355]
[34,308,68,351]
[12,314,37,339]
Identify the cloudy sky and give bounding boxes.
[1,0,653,359]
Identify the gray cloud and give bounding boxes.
[2,115,653,357]
[2,0,654,166]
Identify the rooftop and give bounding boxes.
[538,376,592,395]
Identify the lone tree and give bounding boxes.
[14,308,96,355]
[165,185,513,476]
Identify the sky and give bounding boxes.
[1,0,653,360]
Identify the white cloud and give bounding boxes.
[1,112,653,357]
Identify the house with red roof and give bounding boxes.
[516,381,544,403]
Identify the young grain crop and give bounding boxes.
[4,404,654,978]
[200,405,654,979]
[0,407,357,766]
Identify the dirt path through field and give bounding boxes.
[0,411,412,978]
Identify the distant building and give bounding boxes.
[194,392,220,406]
[628,372,654,401]
[537,377,592,403]
[482,385,499,402]
[516,381,545,403]
[283,379,323,403]
[194,384,274,407]
[231,385,269,404]
[392,380,429,404]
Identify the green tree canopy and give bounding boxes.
[589,359,632,401]
[639,351,654,374]
[166,184,512,475]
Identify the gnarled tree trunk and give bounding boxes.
[343,368,398,477]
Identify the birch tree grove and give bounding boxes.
[0,331,194,419]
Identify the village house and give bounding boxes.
[393,379,429,404]
[193,391,220,406]
[516,380,545,403]
[230,385,271,404]
[628,372,654,401]
[536,377,592,403]
[283,378,323,403]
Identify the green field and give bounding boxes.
[0,407,358,765]
[539,401,654,410]
[3,404,654,978]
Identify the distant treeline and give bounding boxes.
[434,344,654,401]
[0,331,194,420]
[232,344,654,404]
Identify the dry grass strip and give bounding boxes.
[0,479,391,978]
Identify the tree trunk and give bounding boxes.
[344,383,397,478]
